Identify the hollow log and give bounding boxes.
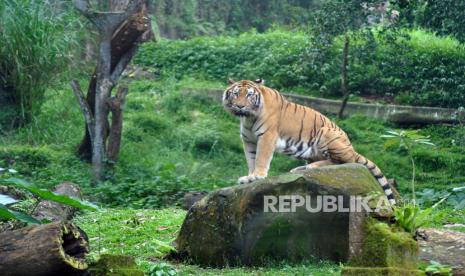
[0,222,89,276]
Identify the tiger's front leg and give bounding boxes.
[238,140,256,180]
[238,132,278,184]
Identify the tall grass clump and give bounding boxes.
[0,0,81,127]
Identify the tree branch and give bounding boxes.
[70,80,95,144]
[110,44,139,83]
[73,0,142,34]
[106,86,128,163]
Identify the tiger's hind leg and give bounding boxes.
[321,128,396,205]
[290,160,336,173]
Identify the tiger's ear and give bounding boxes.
[254,78,264,85]
[228,78,236,85]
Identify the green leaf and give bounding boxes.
[0,203,41,224]
[386,130,400,136]
[11,210,41,225]
[0,203,16,220]
[418,141,435,146]
[452,186,465,192]
[0,178,98,211]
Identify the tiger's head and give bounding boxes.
[223,78,264,117]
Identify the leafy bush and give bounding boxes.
[418,0,465,43]
[135,28,465,108]
[417,186,465,210]
[96,163,194,208]
[148,262,177,276]
[0,146,51,174]
[149,0,316,39]
[0,0,80,125]
[423,261,453,276]
[134,29,308,89]
[393,203,432,236]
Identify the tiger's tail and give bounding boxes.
[355,154,396,205]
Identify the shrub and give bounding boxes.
[135,29,465,108]
[96,163,193,208]
[0,146,51,174]
[418,0,465,43]
[134,29,308,89]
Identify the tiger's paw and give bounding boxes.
[237,175,265,185]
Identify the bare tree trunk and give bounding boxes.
[107,87,128,164]
[92,37,113,181]
[338,34,350,119]
[77,3,153,161]
[72,0,153,182]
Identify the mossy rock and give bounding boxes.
[349,218,419,269]
[87,254,144,276]
[174,164,393,267]
[342,218,421,275]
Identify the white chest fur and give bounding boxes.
[275,138,287,152]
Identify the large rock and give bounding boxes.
[418,228,465,275]
[174,164,404,267]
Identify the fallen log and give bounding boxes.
[0,222,89,276]
[32,182,83,222]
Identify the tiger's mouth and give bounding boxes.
[232,110,252,117]
[230,106,253,117]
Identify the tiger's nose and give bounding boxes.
[236,104,245,109]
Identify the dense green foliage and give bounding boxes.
[149,0,465,48]
[135,30,307,89]
[0,0,81,126]
[417,0,465,42]
[150,0,320,39]
[136,29,465,108]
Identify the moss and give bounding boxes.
[251,217,294,261]
[175,190,242,266]
[303,164,383,196]
[350,218,419,269]
[88,254,144,276]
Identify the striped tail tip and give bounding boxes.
[356,154,396,206]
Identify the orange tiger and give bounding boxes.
[223,79,396,205]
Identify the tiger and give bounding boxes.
[222,78,396,205]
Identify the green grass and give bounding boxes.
[74,208,341,275]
